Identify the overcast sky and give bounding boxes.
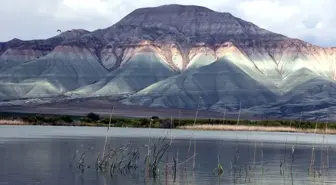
[1,0,335,47]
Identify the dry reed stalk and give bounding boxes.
[320,112,329,174]
[192,132,196,171]
[252,139,256,184]
[145,118,153,178]
[320,121,326,173]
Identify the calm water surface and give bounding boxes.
[1,125,336,185]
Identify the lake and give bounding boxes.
[1,125,336,185]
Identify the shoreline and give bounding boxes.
[1,120,335,135]
[0,112,335,136]
[0,120,106,127]
[178,124,335,135]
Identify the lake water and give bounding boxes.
[1,126,336,185]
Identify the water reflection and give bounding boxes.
[0,127,336,185]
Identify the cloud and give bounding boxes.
[235,0,336,46]
[0,0,335,47]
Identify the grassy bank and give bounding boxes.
[179,124,336,134]
[0,119,27,125]
[0,112,335,134]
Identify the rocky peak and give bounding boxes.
[129,4,215,15]
[101,4,287,47]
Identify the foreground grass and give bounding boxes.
[179,124,336,134]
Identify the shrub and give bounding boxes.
[160,119,171,128]
[80,117,92,123]
[87,112,100,121]
[139,118,150,127]
[57,115,73,123]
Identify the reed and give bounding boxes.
[74,142,145,176]
[214,109,226,176]
[144,137,170,178]
[102,105,115,161]
[319,111,330,179]
[78,146,94,172]
[70,144,84,167]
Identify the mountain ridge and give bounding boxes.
[0,4,336,119]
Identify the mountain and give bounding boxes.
[1,4,336,119]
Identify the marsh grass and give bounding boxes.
[178,124,336,134]
[102,105,115,162]
[70,136,173,179]
[69,135,332,184]
[0,119,27,125]
[144,137,170,178]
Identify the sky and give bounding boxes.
[1,0,335,47]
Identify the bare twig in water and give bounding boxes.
[70,144,84,167]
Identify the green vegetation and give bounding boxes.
[1,111,336,131]
[86,112,100,121]
[21,115,74,126]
